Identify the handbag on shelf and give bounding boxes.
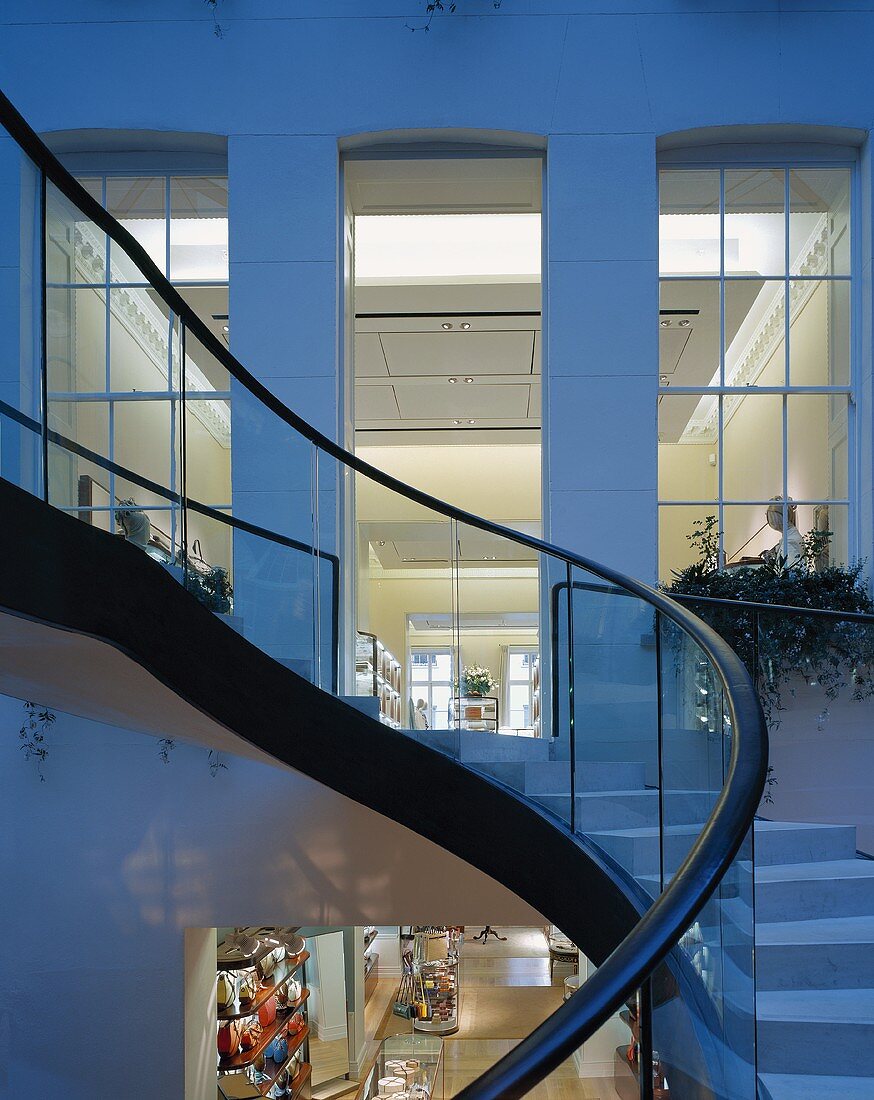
[258,995,278,1027]
[216,972,236,1011]
[238,971,259,1003]
[287,1011,305,1034]
[258,948,281,981]
[240,1021,261,1051]
[286,977,301,1004]
[217,1020,242,1057]
[272,1034,289,1064]
[392,972,416,1019]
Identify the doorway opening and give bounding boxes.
[344,156,543,733]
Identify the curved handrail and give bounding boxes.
[673,591,874,624]
[0,87,768,1098]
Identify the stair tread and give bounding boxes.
[758,987,874,1022]
[590,819,851,839]
[757,914,874,945]
[756,859,874,883]
[760,1072,874,1100]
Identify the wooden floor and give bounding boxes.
[355,927,620,1100]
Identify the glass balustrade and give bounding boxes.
[0,111,764,1100]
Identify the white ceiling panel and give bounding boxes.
[382,330,534,377]
[393,382,532,419]
[528,382,541,418]
[354,333,389,377]
[532,330,541,374]
[355,386,400,420]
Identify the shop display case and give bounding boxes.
[364,926,379,1005]
[356,631,403,728]
[532,656,541,737]
[359,1034,444,1100]
[411,928,461,1037]
[216,928,312,1100]
[449,695,498,733]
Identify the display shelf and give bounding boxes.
[532,656,541,738]
[218,927,301,972]
[255,1026,309,1096]
[219,1011,306,1073]
[218,954,310,1020]
[613,1044,639,1100]
[450,695,498,733]
[356,631,403,727]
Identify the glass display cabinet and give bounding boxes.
[360,1034,444,1100]
[449,695,498,733]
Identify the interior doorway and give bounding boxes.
[343,155,543,731]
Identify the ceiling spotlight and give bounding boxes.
[660,375,669,384]
[222,324,229,333]
[448,377,458,384]
[460,322,471,330]
[463,377,474,384]
[377,540,386,547]
[483,555,497,561]
[452,419,462,425]
[678,319,691,328]
[468,419,476,425]
[659,319,671,328]
[442,322,453,330]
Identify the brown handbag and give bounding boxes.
[217,1020,242,1057]
[258,994,277,1027]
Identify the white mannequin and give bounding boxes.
[765,498,804,567]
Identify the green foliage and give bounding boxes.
[665,516,874,752]
[457,664,499,696]
[19,702,57,781]
[184,561,233,615]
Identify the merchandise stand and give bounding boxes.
[359,1034,444,1100]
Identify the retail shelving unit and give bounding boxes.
[532,656,541,737]
[364,926,379,1005]
[449,695,498,733]
[216,928,312,1100]
[359,1034,444,1100]
[411,928,461,1037]
[356,631,403,728]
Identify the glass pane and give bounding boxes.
[109,287,175,392]
[722,393,783,501]
[790,167,850,276]
[185,397,231,505]
[314,448,339,694]
[794,502,848,569]
[113,398,178,506]
[723,503,784,566]
[659,169,720,275]
[0,406,41,496]
[178,286,230,390]
[660,279,719,387]
[725,167,785,276]
[46,399,109,513]
[789,278,850,386]
[107,176,166,281]
[659,506,720,583]
[569,566,658,883]
[170,176,228,281]
[45,181,106,285]
[46,286,106,392]
[658,396,719,500]
[787,393,848,503]
[184,507,234,615]
[724,279,785,387]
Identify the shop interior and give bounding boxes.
[209,924,637,1100]
[347,157,544,733]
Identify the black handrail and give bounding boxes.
[673,591,874,624]
[0,86,768,1099]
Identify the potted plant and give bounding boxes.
[457,665,499,697]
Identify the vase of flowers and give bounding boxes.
[457,665,499,697]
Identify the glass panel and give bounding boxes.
[658,397,718,500]
[113,398,178,506]
[184,507,234,615]
[790,167,851,276]
[724,167,785,277]
[789,278,850,386]
[314,448,339,694]
[722,504,784,566]
[170,176,228,281]
[724,279,785,387]
[659,505,720,583]
[787,394,847,503]
[569,565,658,876]
[659,169,720,276]
[722,393,783,501]
[794,502,848,569]
[178,286,230,390]
[45,180,106,285]
[106,176,166,281]
[0,406,41,496]
[356,475,454,736]
[109,287,175,392]
[185,396,231,505]
[660,278,719,387]
[46,285,106,393]
[46,399,109,514]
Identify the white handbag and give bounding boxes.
[216,972,236,1010]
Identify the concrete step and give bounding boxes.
[756,916,874,991]
[414,728,551,765]
[757,988,874,1075]
[755,860,874,923]
[472,758,647,795]
[591,820,858,880]
[760,1072,874,1100]
[532,788,713,830]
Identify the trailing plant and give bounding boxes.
[407,1,503,33]
[183,560,233,615]
[157,738,176,764]
[19,702,57,781]
[664,516,874,760]
[456,664,498,696]
[208,749,228,777]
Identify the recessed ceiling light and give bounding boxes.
[222,324,229,333]
[442,322,453,330]
[483,555,497,561]
[448,377,458,384]
[460,322,471,330]
[660,375,669,384]
[659,319,671,328]
[678,319,691,328]
[452,419,462,425]
[468,420,476,424]
[463,377,474,384]
[377,540,386,546]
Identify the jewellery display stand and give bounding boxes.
[359,1034,444,1100]
[217,928,312,1100]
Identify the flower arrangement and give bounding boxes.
[457,665,499,697]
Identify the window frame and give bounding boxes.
[409,645,454,729]
[656,149,860,574]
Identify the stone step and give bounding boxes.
[591,820,858,879]
[755,860,874,923]
[472,758,647,794]
[757,988,874,1075]
[415,728,551,765]
[760,1072,874,1100]
[532,788,713,830]
[756,916,874,991]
